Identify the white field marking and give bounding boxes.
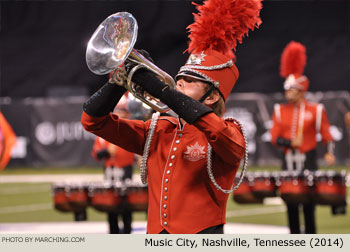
[263,197,284,205]
[0,221,288,234]
[0,185,50,195]
[0,203,52,214]
[226,205,287,218]
[0,174,141,183]
[0,174,104,183]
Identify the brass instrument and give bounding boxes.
[86,12,175,113]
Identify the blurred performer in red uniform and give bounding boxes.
[82,0,262,234]
[345,111,350,129]
[0,111,17,170]
[345,111,350,160]
[270,41,335,234]
[92,97,136,234]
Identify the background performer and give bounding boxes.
[92,98,136,234]
[270,41,335,234]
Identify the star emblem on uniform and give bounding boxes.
[183,142,206,162]
[186,51,206,65]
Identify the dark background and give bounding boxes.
[1,0,349,98]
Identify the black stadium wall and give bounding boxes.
[0,1,349,167]
[0,0,349,97]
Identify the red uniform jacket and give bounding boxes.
[270,101,333,153]
[82,112,245,233]
[92,137,135,168]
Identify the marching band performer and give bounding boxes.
[91,97,136,234]
[82,0,262,234]
[270,41,335,234]
[0,111,17,170]
[345,111,350,129]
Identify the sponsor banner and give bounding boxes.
[29,98,97,166]
[1,91,349,167]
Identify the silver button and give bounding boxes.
[169,163,173,167]
[179,133,183,137]
[164,222,168,226]
[164,196,168,200]
[171,155,175,159]
[166,170,171,174]
[164,187,168,192]
[165,179,169,183]
[173,147,177,151]
[163,213,167,218]
[163,204,167,209]
[175,140,180,144]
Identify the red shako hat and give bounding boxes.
[280,41,309,92]
[175,0,263,101]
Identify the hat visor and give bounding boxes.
[175,71,212,85]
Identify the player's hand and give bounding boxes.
[109,66,128,88]
[109,49,154,88]
[291,137,302,148]
[96,149,111,160]
[124,49,155,73]
[324,152,335,166]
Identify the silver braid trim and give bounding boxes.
[183,60,233,71]
[207,118,248,194]
[140,112,159,185]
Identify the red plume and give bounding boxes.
[280,41,307,78]
[187,0,263,58]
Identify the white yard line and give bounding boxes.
[0,203,52,214]
[0,174,104,183]
[0,221,288,234]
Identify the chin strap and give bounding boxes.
[199,85,216,103]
